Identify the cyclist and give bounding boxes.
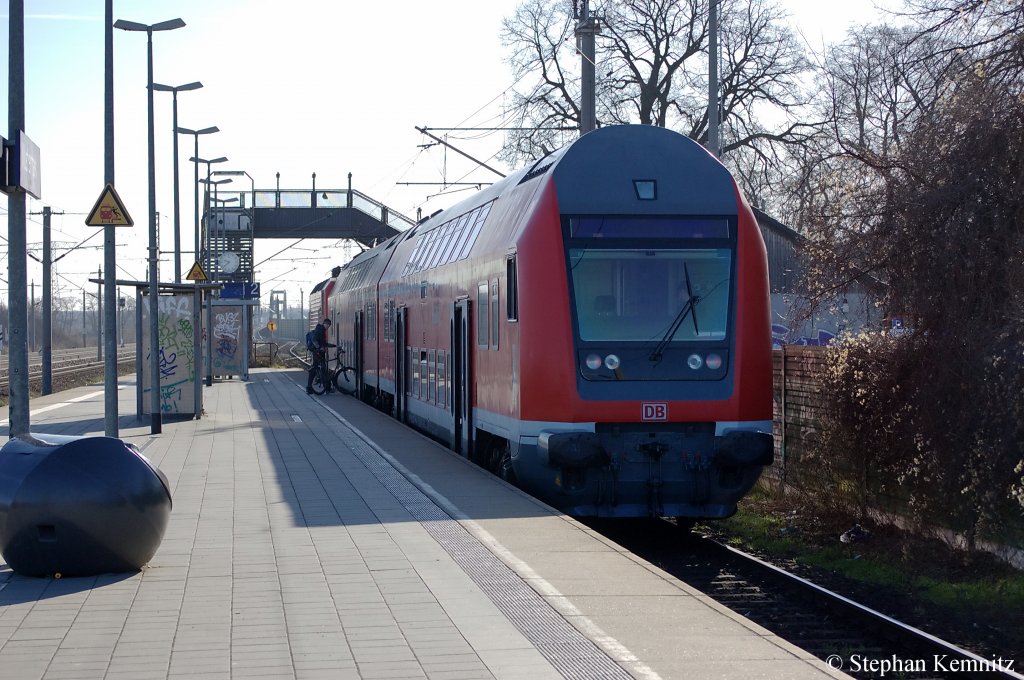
[306,317,336,394]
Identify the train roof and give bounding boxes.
[552,125,736,215]
[324,126,740,292]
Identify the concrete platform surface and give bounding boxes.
[0,369,848,680]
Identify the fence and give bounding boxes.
[769,345,828,487]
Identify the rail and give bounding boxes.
[0,346,137,394]
[592,518,1022,680]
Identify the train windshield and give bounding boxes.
[569,248,731,342]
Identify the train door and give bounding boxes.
[452,299,473,458]
[353,310,364,398]
[394,306,407,423]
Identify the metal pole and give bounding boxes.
[171,92,181,283]
[708,0,720,157]
[192,140,203,416]
[242,302,249,381]
[205,294,213,386]
[97,267,103,361]
[193,134,200,266]
[146,29,162,433]
[30,280,34,352]
[83,288,87,347]
[136,288,143,417]
[205,178,215,387]
[7,0,29,438]
[577,0,597,135]
[104,0,118,436]
[204,161,213,270]
[42,207,52,395]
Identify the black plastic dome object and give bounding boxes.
[0,433,172,577]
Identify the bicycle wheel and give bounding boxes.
[334,367,356,395]
[310,364,328,395]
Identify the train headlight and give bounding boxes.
[687,353,703,370]
[705,353,722,370]
[604,354,621,370]
[585,354,603,370]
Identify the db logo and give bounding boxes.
[642,402,668,421]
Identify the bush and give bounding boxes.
[812,329,1024,550]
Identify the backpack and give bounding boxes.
[305,330,317,352]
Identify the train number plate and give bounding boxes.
[642,402,668,421]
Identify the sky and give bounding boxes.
[1,0,891,317]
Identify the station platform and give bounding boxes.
[0,370,847,680]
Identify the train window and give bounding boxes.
[406,237,428,275]
[428,349,436,403]
[411,347,419,397]
[405,347,412,395]
[506,255,518,321]
[421,230,444,271]
[437,351,447,409]
[419,350,428,400]
[446,213,473,264]
[490,280,499,350]
[458,207,488,260]
[477,282,489,348]
[437,219,462,265]
[426,223,452,269]
[569,248,732,342]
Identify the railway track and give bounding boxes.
[587,518,1022,680]
[0,345,137,394]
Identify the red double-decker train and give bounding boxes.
[308,125,773,519]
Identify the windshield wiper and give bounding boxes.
[649,263,701,362]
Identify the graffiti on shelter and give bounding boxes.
[142,293,197,414]
[211,306,243,375]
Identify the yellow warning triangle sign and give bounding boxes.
[85,183,134,227]
[186,261,208,281]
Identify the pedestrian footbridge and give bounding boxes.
[201,184,416,282]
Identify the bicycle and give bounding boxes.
[309,347,356,396]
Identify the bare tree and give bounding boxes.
[500,0,581,161]
[793,0,1024,543]
[499,0,815,183]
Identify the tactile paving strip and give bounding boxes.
[336,426,633,680]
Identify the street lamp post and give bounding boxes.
[178,140,218,423]
[114,16,186,435]
[177,129,219,263]
[153,81,202,283]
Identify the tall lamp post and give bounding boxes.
[177,128,219,263]
[152,81,202,283]
[114,16,186,435]
[178,140,219,421]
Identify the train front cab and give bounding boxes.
[512,126,774,519]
